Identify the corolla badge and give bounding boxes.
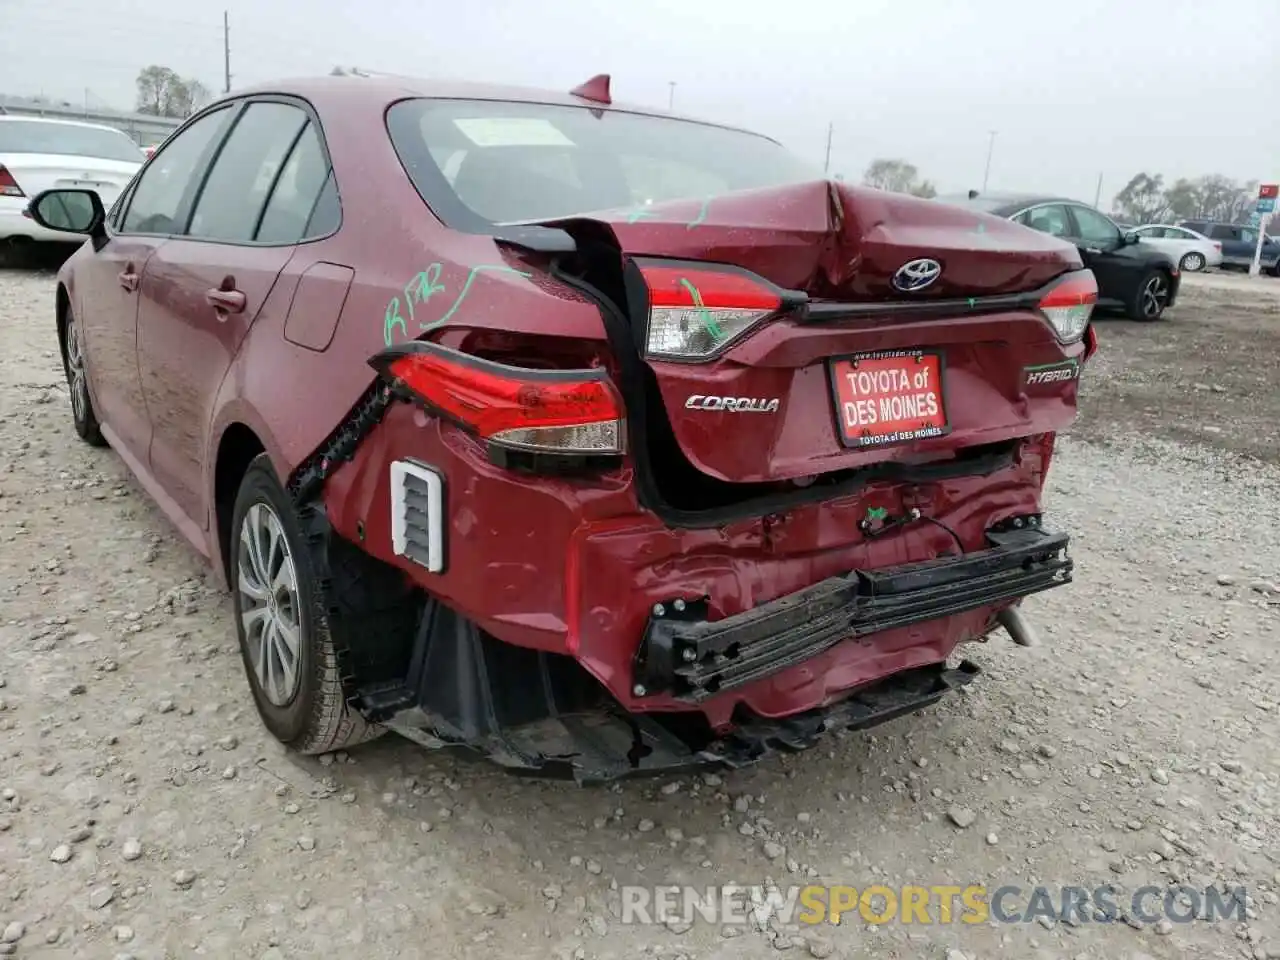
[891,258,943,292]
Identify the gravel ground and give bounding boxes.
[1,263,1278,960]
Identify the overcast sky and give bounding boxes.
[3,0,1277,204]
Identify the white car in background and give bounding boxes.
[1129,223,1223,272]
[0,116,145,249]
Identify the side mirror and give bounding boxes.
[26,188,105,237]
[1123,231,1140,246]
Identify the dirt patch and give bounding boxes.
[1072,273,1280,464]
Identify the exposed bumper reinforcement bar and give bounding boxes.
[633,524,1071,702]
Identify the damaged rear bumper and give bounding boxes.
[634,522,1064,701]
[348,519,1068,783]
[633,522,1071,702]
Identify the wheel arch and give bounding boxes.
[213,422,269,588]
[55,282,71,361]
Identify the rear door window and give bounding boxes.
[254,121,338,243]
[1210,224,1237,240]
[1017,205,1071,238]
[186,101,309,242]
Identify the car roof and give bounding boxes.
[225,73,773,143]
[0,114,136,136]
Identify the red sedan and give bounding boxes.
[27,72,1094,781]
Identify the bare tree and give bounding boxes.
[135,66,213,118]
[135,65,178,116]
[862,159,935,197]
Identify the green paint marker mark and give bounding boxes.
[403,263,446,326]
[686,195,714,229]
[679,277,722,341]
[627,206,658,224]
[968,297,977,309]
[383,263,533,346]
[866,506,889,521]
[973,221,986,234]
[384,298,408,347]
[420,263,533,334]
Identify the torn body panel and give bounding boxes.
[316,394,1060,729]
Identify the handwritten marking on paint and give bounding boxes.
[679,277,722,340]
[619,195,715,228]
[383,263,533,347]
[866,506,889,522]
[686,196,714,229]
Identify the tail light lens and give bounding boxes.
[370,341,625,456]
[0,166,24,198]
[638,260,794,361]
[1212,242,1222,251]
[1037,270,1097,344]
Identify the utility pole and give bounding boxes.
[823,121,834,175]
[223,11,231,94]
[982,130,997,193]
[667,82,676,110]
[1093,171,1103,209]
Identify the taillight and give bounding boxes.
[1037,270,1097,344]
[0,166,24,198]
[370,341,625,456]
[637,260,795,361]
[1212,242,1222,251]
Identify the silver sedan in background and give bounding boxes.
[1129,224,1223,272]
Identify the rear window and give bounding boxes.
[0,120,144,163]
[386,99,818,226]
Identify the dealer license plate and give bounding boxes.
[828,349,950,448]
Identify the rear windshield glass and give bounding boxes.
[0,120,145,162]
[386,98,819,225]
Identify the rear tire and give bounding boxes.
[1179,251,1205,272]
[1127,269,1171,322]
[61,308,107,447]
[229,454,383,754]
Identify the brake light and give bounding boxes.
[0,166,24,198]
[638,260,792,361]
[1212,242,1222,251]
[1037,270,1096,344]
[370,341,624,455]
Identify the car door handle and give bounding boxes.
[118,269,139,292]
[205,288,246,314]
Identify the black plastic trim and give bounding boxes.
[634,525,1071,701]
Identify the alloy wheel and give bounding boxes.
[1141,275,1169,318]
[236,502,304,707]
[65,318,88,424]
[1182,252,1204,272]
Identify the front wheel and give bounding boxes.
[229,455,383,754]
[1128,270,1171,322]
[1179,251,1205,272]
[62,308,107,446]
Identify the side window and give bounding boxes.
[186,101,309,242]
[120,107,233,235]
[255,122,337,243]
[1135,226,1161,238]
[303,173,341,237]
[1019,205,1071,238]
[1209,224,1235,240]
[1239,228,1257,245]
[1069,206,1122,246]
